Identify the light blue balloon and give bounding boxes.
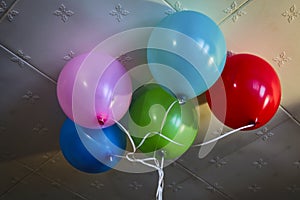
[147,11,227,100]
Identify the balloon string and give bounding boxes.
[114,99,178,156]
[125,152,164,200]
[113,120,166,200]
[160,100,178,131]
[193,123,255,147]
[114,120,137,152]
[115,118,255,149]
[154,99,177,159]
[113,121,254,199]
[155,155,164,200]
[139,131,184,148]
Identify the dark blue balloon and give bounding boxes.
[60,118,126,173]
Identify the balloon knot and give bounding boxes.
[157,150,166,158]
[97,115,106,126]
[248,120,258,127]
[109,155,113,162]
[227,50,235,57]
[177,95,187,105]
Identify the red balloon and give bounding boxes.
[206,53,281,130]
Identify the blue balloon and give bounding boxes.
[147,11,227,100]
[60,118,126,173]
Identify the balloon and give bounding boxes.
[147,11,227,100]
[127,83,198,159]
[57,52,132,128]
[60,118,126,173]
[206,53,281,130]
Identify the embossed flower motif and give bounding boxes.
[165,1,183,15]
[173,1,183,11]
[223,1,246,22]
[117,54,133,65]
[90,180,104,189]
[287,184,300,192]
[0,0,7,13]
[248,184,261,192]
[206,183,223,192]
[164,9,174,15]
[209,156,227,167]
[262,131,274,141]
[232,10,246,22]
[109,4,130,22]
[282,5,300,23]
[51,180,61,188]
[63,51,75,61]
[42,153,52,159]
[255,127,269,136]
[273,51,291,67]
[22,90,40,104]
[253,158,268,168]
[32,122,48,134]
[10,50,31,68]
[50,156,60,164]
[18,50,32,61]
[53,4,74,22]
[129,181,143,190]
[293,160,300,169]
[255,127,274,141]
[223,1,237,14]
[167,181,183,192]
[7,9,19,22]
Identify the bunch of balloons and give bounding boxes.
[56,10,281,179]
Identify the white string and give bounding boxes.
[155,155,165,200]
[154,100,178,160]
[139,131,184,148]
[160,100,178,131]
[193,123,255,147]
[113,99,179,151]
[113,120,166,200]
[114,120,137,152]
[115,123,256,153]
[113,123,255,156]
[112,101,255,200]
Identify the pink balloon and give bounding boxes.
[57,52,132,128]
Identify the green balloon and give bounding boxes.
[128,83,198,159]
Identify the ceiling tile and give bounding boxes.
[220,0,300,122]
[195,118,300,200]
[163,175,229,200]
[37,153,121,200]
[0,46,65,169]
[37,152,193,200]
[177,106,290,173]
[0,160,32,196]
[0,0,173,80]
[1,173,87,200]
[1,0,300,199]
[164,0,249,23]
[0,0,16,20]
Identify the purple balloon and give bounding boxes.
[57,52,132,128]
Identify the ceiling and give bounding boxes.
[1,0,300,199]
